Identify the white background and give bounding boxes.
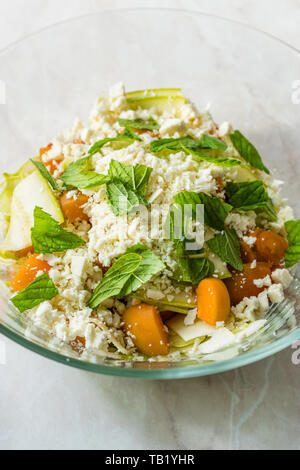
[0,0,300,451]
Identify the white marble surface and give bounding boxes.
[0,0,300,451]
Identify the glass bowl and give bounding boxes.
[0,8,299,379]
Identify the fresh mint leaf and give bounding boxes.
[226,181,277,221]
[108,160,152,195]
[88,247,165,308]
[88,253,142,309]
[174,241,214,284]
[31,159,62,192]
[150,134,227,154]
[106,181,148,216]
[285,219,300,267]
[31,207,85,253]
[61,156,110,189]
[183,146,242,168]
[229,130,270,174]
[201,134,228,151]
[150,135,239,166]
[173,191,232,231]
[207,228,243,271]
[88,135,136,156]
[11,274,58,313]
[122,128,142,141]
[106,161,152,215]
[119,245,165,296]
[118,117,159,131]
[132,164,153,195]
[150,136,200,153]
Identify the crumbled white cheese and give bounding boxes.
[108,82,127,112]
[271,268,293,289]
[267,283,284,304]
[146,289,165,301]
[242,235,256,247]
[253,275,272,288]
[257,290,269,311]
[225,211,257,237]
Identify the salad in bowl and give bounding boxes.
[0,84,299,363]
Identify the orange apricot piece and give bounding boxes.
[254,230,288,265]
[10,254,51,292]
[196,278,231,326]
[123,303,169,356]
[60,193,90,223]
[225,262,272,306]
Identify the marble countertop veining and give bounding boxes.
[0,0,299,451]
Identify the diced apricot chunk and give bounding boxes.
[60,193,90,223]
[254,230,288,265]
[10,254,51,292]
[196,278,231,326]
[225,262,272,306]
[123,303,169,356]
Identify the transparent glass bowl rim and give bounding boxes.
[0,8,299,379]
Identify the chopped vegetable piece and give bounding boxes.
[10,254,51,292]
[1,170,64,253]
[254,230,288,265]
[60,193,89,223]
[123,303,169,356]
[225,262,272,306]
[196,278,231,326]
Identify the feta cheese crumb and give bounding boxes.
[257,290,269,312]
[253,275,272,288]
[108,82,126,112]
[267,283,284,304]
[242,235,257,247]
[146,289,165,301]
[271,268,293,289]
